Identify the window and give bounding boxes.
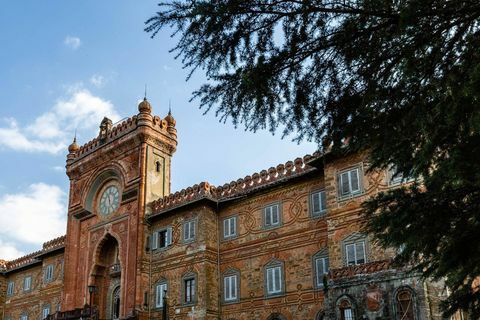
[345,242,366,265]
[20,314,28,320]
[223,216,237,239]
[183,276,196,304]
[314,256,329,288]
[264,204,281,228]
[339,298,355,320]
[44,265,54,283]
[223,272,239,302]
[42,306,50,320]
[337,167,362,198]
[395,288,416,320]
[265,261,284,297]
[151,227,172,250]
[388,165,413,185]
[7,281,14,296]
[155,281,168,308]
[311,190,327,217]
[23,276,32,291]
[183,220,196,242]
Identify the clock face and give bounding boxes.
[99,185,120,215]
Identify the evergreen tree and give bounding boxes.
[146,1,480,316]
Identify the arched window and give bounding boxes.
[395,288,416,320]
[154,279,168,308]
[337,296,355,320]
[222,269,240,303]
[342,233,368,266]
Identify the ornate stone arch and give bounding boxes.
[266,313,287,320]
[336,294,357,320]
[393,286,418,320]
[83,165,126,213]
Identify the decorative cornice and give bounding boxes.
[149,152,322,216]
[329,259,392,280]
[2,235,66,273]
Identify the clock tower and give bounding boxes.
[62,98,177,320]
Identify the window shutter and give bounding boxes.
[266,268,273,293]
[223,219,229,237]
[232,275,237,299]
[315,258,323,286]
[190,221,195,239]
[166,227,172,246]
[230,217,236,236]
[320,191,327,212]
[183,223,189,240]
[346,244,355,265]
[341,172,350,195]
[350,169,359,192]
[325,257,330,273]
[355,241,365,264]
[274,267,281,292]
[265,208,271,226]
[272,205,279,224]
[224,276,230,300]
[312,193,320,214]
[152,232,158,250]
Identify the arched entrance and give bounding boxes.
[112,286,120,320]
[90,234,122,320]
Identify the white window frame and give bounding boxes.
[311,190,327,217]
[223,216,237,239]
[7,281,14,296]
[314,256,329,288]
[151,226,173,250]
[155,281,168,308]
[183,219,196,242]
[223,273,238,302]
[337,166,363,199]
[20,314,28,320]
[342,308,354,320]
[345,241,366,266]
[23,276,32,291]
[265,261,284,297]
[388,165,414,186]
[44,264,54,283]
[42,306,50,320]
[263,203,281,228]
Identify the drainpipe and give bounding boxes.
[216,201,221,320]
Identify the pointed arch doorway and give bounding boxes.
[90,234,122,320]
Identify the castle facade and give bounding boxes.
[0,100,449,320]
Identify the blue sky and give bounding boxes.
[0,1,317,259]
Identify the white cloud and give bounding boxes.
[0,118,65,153]
[64,36,81,50]
[0,240,25,261]
[90,74,106,88]
[0,183,66,247]
[0,87,120,154]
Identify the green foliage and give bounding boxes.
[146,1,480,316]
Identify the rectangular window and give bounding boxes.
[183,220,196,242]
[23,276,32,291]
[311,190,327,217]
[223,216,237,239]
[266,265,282,295]
[42,306,50,320]
[155,283,168,308]
[152,227,172,250]
[346,241,366,265]
[184,278,196,304]
[264,204,280,228]
[315,257,329,287]
[224,274,238,302]
[44,265,54,283]
[20,315,28,320]
[7,281,14,296]
[342,308,354,320]
[338,167,362,198]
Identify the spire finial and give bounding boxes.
[144,84,147,100]
[73,129,77,143]
[168,99,172,114]
[68,129,80,153]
